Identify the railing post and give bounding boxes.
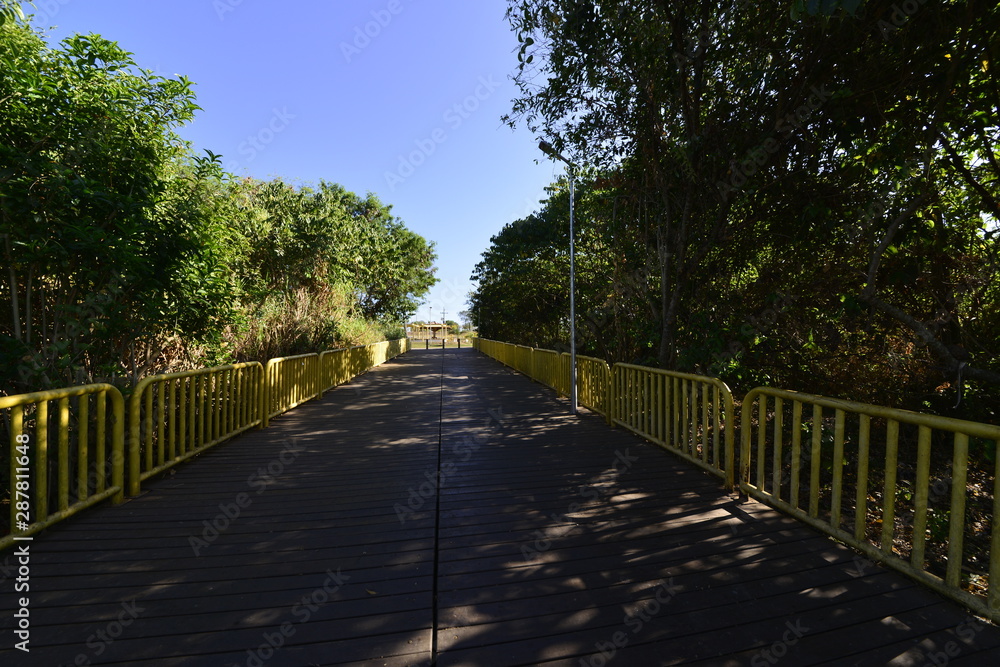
[608,363,618,427]
[128,383,145,497]
[110,389,125,503]
[262,360,274,429]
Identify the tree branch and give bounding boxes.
[859,292,1000,387]
[862,193,930,299]
[939,132,1000,217]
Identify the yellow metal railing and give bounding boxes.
[513,345,533,376]
[2,339,409,545]
[264,353,322,426]
[318,339,411,394]
[1,385,124,550]
[475,339,612,421]
[740,387,1000,624]
[483,338,1000,620]
[128,363,264,496]
[264,340,410,426]
[531,348,566,395]
[479,339,505,365]
[484,338,518,369]
[320,348,354,390]
[612,363,735,488]
[577,354,611,419]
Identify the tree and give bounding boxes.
[0,15,230,390]
[1,11,438,393]
[494,0,999,414]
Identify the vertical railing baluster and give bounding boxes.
[144,387,153,474]
[809,404,822,518]
[712,386,721,467]
[911,426,932,571]
[881,419,900,553]
[855,415,871,542]
[831,409,846,530]
[36,400,49,522]
[58,396,70,511]
[157,382,166,467]
[790,401,802,510]
[756,397,767,492]
[946,432,969,589]
[96,392,106,494]
[773,397,784,499]
[77,394,89,502]
[168,379,177,462]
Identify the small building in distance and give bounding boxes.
[406,322,451,340]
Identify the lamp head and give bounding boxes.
[538,140,575,171]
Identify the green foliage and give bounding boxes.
[0,15,436,394]
[482,0,1000,419]
[1,17,217,388]
[218,177,436,361]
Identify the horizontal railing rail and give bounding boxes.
[740,387,1000,624]
[128,362,264,496]
[2,339,409,547]
[613,363,735,488]
[1,385,124,551]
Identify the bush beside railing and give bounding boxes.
[473,337,1000,623]
[1,339,410,547]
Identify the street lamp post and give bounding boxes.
[538,140,578,415]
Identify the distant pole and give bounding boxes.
[538,140,578,415]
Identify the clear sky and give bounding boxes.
[26,0,562,324]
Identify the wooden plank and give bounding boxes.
[1,348,998,666]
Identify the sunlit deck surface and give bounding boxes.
[3,348,1000,666]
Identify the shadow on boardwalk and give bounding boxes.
[1,348,999,666]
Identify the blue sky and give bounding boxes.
[26,0,562,324]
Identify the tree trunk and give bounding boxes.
[3,233,22,342]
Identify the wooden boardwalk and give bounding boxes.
[2,347,1000,666]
